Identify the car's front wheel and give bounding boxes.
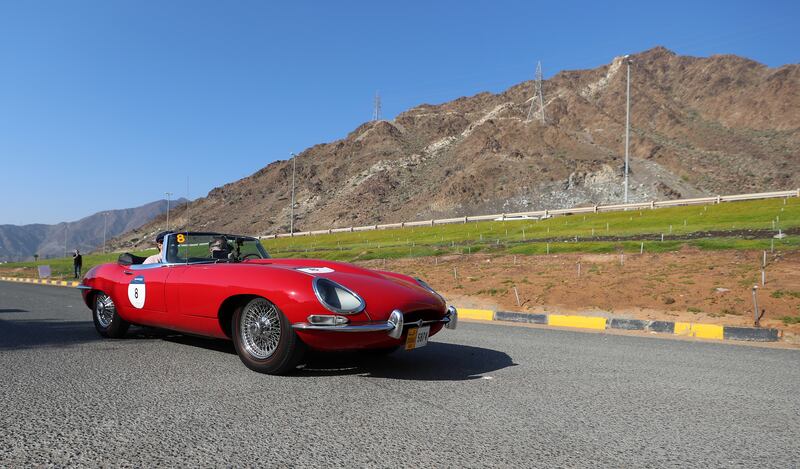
[93,292,130,338]
[232,297,305,374]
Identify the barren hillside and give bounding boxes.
[113,47,800,250]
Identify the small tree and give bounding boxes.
[33,254,39,262]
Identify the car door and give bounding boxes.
[117,263,174,327]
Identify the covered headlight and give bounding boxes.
[415,277,445,302]
[312,277,365,314]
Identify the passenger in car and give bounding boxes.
[143,231,171,264]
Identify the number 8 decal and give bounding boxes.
[128,276,146,309]
[176,234,185,243]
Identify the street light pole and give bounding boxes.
[64,224,68,257]
[624,55,631,203]
[290,153,296,235]
[103,212,108,253]
[165,192,173,231]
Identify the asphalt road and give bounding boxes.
[1,282,799,467]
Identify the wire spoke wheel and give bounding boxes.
[240,298,281,359]
[95,293,115,329]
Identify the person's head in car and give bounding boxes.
[209,236,229,258]
[155,231,171,251]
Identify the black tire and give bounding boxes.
[92,292,130,338]
[232,297,305,375]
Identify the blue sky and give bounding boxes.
[0,1,797,225]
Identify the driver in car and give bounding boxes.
[209,236,230,260]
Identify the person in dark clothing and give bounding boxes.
[73,250,82,279]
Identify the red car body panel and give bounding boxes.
[81,256,449,351]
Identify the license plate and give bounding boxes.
[405,325,430,351]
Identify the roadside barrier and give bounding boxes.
[461,309,781,342]
[260,189,800,239]
[0,276,80,288]
[0,275,781,343]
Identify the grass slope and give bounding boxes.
[1,197,797,278]
[263,197,799,261]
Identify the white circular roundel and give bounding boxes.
[297,267,335,274]
[128,276,146,309]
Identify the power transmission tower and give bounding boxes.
[526,61,545,124]
[373,91,382,121]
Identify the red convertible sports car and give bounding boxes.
[79,232,457,374]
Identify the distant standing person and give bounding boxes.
[73,250,83,279]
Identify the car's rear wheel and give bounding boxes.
[232,297,305,374]
[93,292,130,338]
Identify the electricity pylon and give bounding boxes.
[526,61,545,124]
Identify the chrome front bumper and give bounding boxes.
[292,306,458,337]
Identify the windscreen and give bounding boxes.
[165,233,269,263]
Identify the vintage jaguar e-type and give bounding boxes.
[78,232,457,374]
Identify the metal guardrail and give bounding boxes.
[259,189,800,239]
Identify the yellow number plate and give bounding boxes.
[405,325,430,351]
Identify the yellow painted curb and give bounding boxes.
[0,276,80,288]
[458,308,495,321]
[675,322,724,340]
[548,314,607,330]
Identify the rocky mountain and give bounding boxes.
[0,198,187,261]
[113,47,799,250]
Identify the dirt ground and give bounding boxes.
[4,247,798,339]
[360,247,800,337]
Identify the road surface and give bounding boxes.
[1,282,798,467]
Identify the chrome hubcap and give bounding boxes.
[240,298,281,359]
[96,293,115,328]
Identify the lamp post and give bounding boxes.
[165,192,173,231]
[624,55,632,203]
[290,152,296,235]
[103,212,108,253]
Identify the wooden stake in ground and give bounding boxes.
[752,285,761,327]
[577,262,581,277]
[513,287,521,307]
[640,242,644,254]
[453,267,457,280]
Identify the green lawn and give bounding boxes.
[262,197,799,261]
[2,197,797,277]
